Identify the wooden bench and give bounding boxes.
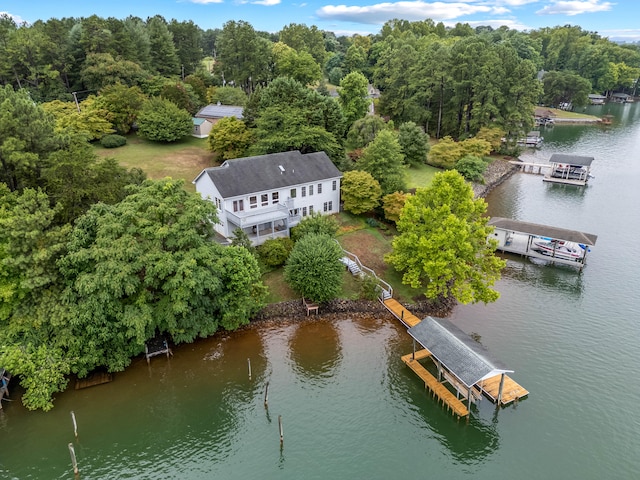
[302,297,319,316]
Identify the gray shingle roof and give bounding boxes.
[196,104,244,119]
[196,151,342,198]
[408,317,512,388]
[488,217,598,245]
[548,153,594,166]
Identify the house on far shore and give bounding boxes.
[191,103,244,138]
[588,94,607,105]
[193,151,342,246]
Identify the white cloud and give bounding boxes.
[187,0,224,4]
[536,0,614,16]
[599,28,640,42]
[0,11,27,24]
[316,1,507,24]
[252,0,281,5]
[497,0,540,6]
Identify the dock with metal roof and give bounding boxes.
[488,216,598,269]
[510,153,595,186]
[405,317,528,410]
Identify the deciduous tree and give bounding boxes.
[340,170,382,214]
[208,116,253,160]
[357,129,405,195]
[385,170,505,304]
[284,234,344,303]
[136,97,193,142]
[398,121,429,166]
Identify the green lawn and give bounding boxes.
[94,135,215,191]
[405,163,440,190]
[541,107,600,120]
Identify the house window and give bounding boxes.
[272,192,279,204]
[249,196,257,209]
[215,197,222,209]
[332,180,337,191]
[301,186,306,197]
[261,194,269,206]
[290,188,297,198]
[233,200,244,212]
[317,183,322,194]
[329,201,333,211]
[323,202,328,212]
[309,185,314,195]
[302,206,307,217]
[309,205,314,215]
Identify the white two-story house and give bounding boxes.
[193,151,343,245]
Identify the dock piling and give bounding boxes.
[264,381,269,407]
[278,415,284,445]
[247,358,252,380]
[68,443,79,476]
[71,411,78,438]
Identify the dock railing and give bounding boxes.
[334,240,393,300]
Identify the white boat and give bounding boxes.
[532,240,585,261]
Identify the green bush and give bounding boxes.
[257,237,294,267]
[454,155,488,182]
[365,217,379,228]
[100,134,127,148]
[359,274,380,300]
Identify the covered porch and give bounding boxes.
[226,204,300,246]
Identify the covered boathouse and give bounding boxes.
[543,153,594,186]
[401,317,528,419]
[488,217,598,269]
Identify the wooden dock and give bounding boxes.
[479,374,529,406]
[382,298,421,327]
[75,371,113,389]
[401,351,469,419]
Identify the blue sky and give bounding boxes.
[3,0,640,41]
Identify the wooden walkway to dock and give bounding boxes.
[401,350,469,419]
[382,298,421,327]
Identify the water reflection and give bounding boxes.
[543,181,588,199]
[0,328,268,478]
[500,257,585,296]
[288,320,342,384]
[397,364,500,464]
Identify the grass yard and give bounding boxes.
[539,107,600,120]
[262,266,365,303]
[405,163,440,190]
[94,135,216,191]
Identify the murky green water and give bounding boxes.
[2,103,640,479]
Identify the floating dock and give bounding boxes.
[488,217,598,269]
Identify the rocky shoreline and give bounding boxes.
[250,158,517,325]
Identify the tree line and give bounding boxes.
[2,14,639,410]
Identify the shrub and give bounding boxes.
[365,217,379,228]
[454,155,488,182]
[257,237,294,267]
[291,212,339,242]
[100,134,127,148]
[359,274,380,300]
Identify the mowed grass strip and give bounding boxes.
[94,135,216,191]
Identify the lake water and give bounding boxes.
[2,103,640,479]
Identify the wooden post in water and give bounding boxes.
[68,443,79,476]
[497,373,505,405]
[278,415,284,445]
[247,358,252,380]
[71,411,78,438]
[412,338,416,360]
[264,381,269,407]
